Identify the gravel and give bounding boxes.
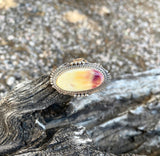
[0,0,160,100]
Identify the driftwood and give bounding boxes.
[0,68,160,156]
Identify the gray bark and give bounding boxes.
[0,68,159,156]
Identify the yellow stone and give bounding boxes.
[56,68,104,92]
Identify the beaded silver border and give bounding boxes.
[50,62,110,97]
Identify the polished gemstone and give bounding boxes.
[56,68,104,91]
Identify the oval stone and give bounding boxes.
[56,68,104,92]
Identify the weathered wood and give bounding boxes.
[0,68,159,156]
[70,68,160,155]
[0,76,72,155]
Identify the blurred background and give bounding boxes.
[0,0,160,100]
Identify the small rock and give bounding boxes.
[29,41,35,46]
[0,0,17,10]
[99,6,111,16]
[7,76,15,86]
[64,10,87,23]
[8,35,14,40]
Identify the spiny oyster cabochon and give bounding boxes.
[50,58,110,97]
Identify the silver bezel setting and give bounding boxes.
[50,61,110,97]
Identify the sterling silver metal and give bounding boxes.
[50,58,110,97]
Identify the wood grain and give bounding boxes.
[0,69,159,156]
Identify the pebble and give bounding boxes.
[99,6,111,16]
[6,76,15,86]
[63,10,87,23]
[0,0,17,10]
[8,35,14,40]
